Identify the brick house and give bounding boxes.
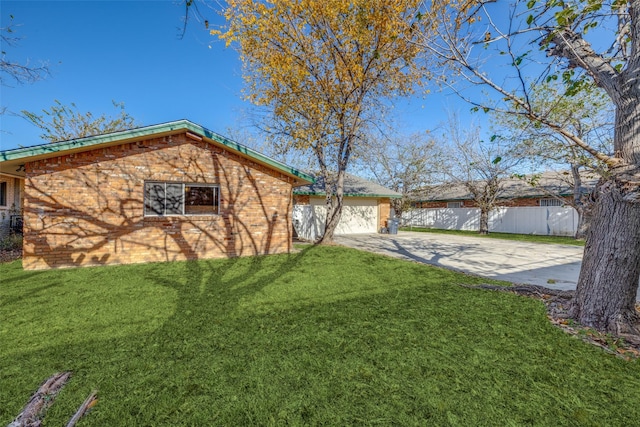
[0,120,313,270]
[412,171,598,209]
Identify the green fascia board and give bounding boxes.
[294,191,402,199]
[0,121,175,161]
[0,119,314,184]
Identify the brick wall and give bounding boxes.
[378,198,391,230]
[22,133,295,270]
[293,194,310,205]
[414,201,448,209]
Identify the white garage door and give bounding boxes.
[310,197,378,235]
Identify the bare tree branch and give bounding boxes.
[1,17,49,87]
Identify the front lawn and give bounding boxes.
[1,245,637,425]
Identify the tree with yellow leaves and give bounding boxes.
[215,0,425,243]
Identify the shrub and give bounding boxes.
[0,233,23,251]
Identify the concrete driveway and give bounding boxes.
[335,231,639,300]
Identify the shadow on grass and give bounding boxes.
[144,243,316,316]
[0,281,62,308]
[0,260,54,288]
[2,247,640,426]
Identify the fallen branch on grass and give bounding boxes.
[66,390,98,427]
[8,371,71,427]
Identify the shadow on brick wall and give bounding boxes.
[21,134,294,269]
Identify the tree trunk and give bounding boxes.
[392,198,404,220]
[317,170,345,244]
[570,164,589,240]
[478,208,489,235]
[571,91,640,336]
[571,180,640,336]
[573,192,594,240]
[317,197,343,244]
[573,205,590,240]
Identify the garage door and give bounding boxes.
[310,198,378,235]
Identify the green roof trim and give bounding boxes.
[0,119,314,183]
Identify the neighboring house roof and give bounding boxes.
[414,171,599,202]
[294,173,402,198]
[0,119,314,186]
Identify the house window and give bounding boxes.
[144,181,219,216]
[447,201,463,208]
[0,181,6,206]
[540,198,564,207]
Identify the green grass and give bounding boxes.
[401,226,586,246]
[2,245,637,426]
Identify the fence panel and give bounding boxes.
[293,205,323,241]
[403,206,578,236]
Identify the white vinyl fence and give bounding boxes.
[402,207,579,236]
[292,205,324,241]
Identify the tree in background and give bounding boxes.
[1,15,49,119]
[22,100,139,143]
[422,1,640,337]
[493,82,614,239]
[1,15,49,87]
[358,131,439,218]
[438,116,523,234]
[214,0,425,243]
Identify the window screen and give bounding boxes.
[144,182,219,216]
[144,182,166,216]
[165,183,184,215]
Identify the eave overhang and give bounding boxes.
[0,120,314,186]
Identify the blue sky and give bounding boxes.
[1,0,474,153]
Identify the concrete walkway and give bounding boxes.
[335,231,640,300]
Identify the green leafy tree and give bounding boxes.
[22,100,140,143]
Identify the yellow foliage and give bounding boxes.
[217,0,430,151]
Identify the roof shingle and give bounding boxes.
[294,173,401,198]
[414,171,599,202]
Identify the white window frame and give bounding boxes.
[447,201,463,208]
[0,181,6,207]
[144,181,220,217]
